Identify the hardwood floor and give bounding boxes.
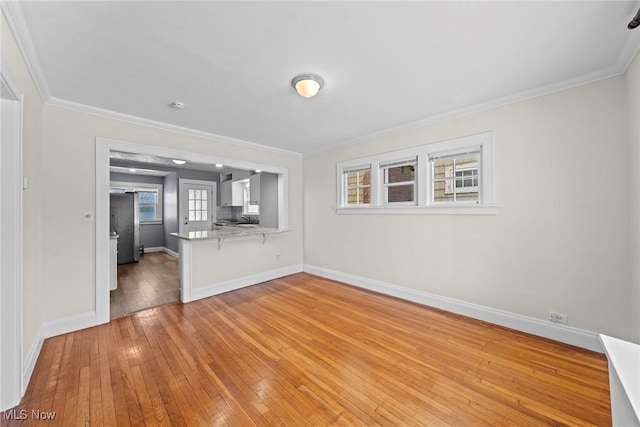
[110,252,180,319]
[5,273,610,426]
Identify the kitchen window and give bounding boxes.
[241,180,260,215]
[335,131,496,214]
[110,181,163,223]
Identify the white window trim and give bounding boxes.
[336,131,497,215]
[110,181,163,224]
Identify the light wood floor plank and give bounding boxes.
[5,273,611,426]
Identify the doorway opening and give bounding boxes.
[95,137,289,324]
[108,165,217,319]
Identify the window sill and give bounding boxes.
[141,220,163,225]
[335,204,498,215]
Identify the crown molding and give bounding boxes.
[618,37,640,73]
[4,0,639,158]
[46,97,302,157]
[304,62,630,157]
[1,1,51,102]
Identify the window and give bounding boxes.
[343,166,371,206]
[381,159,416,204]
[240,179,260,215]
[432,152,480,203]
[110,181,163,223]
[187,188,207,221]
[336,132,496,214]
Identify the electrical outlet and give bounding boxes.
[549,311,568,324]
[275,254,280,260]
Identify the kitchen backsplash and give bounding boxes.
[217,206,242,220]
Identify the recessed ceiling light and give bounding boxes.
[129,168,136,172]
[172,159,186,165]
[215,164,223,168]
[170,101,185,109]
[255,169,262,173]
[291,74,324,98]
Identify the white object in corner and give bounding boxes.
[600,335,640,427]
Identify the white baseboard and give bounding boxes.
[21,311,96,398]
[144,246,179,258]
[303,264,603,353]
[191,264,303,302]
[22,326,44,395]
[163,247,179,258]
[42,311,97,339]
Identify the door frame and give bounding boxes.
[95,137,289,325]
[1,59,25,410]
[178,179,217,234]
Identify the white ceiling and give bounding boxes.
[12,1,640,154]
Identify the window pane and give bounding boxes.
[201,191,207,201]
[189,189,195,199]
[139,205,156,220]
[189,211,195,221]
[387,165,415,184]
[433,153,479,202]
[345,170,371,205]
[195,211,201,221]
[387,184,414,203]
[138,191,156,204]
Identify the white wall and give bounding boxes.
[41,105,303,323]
[1,11,45,377]
[304,74,636,342]
[628,51,640,344]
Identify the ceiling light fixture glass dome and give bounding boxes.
[292,74,324,98]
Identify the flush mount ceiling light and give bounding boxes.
[172,159,186,165]
[170,101,185,109]
[291,74,324,98]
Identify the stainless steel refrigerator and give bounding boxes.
[110,192,140,264]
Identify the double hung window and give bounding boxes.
[336,132,495,214]
[431,151,480,203]
[381,159,416,204]
[110,181,163,223]
[343,166,371,206]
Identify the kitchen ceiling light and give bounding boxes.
[215,164,223,168]
[291,74,324,98]
[172,159,186,165]
[129,168,136,172]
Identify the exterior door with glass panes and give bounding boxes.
[183,183,214,232]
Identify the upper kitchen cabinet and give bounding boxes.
[221,179,242,207]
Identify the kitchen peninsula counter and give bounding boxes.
[171,226,288,243]
[171,226,295,303]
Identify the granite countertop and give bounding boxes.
[170,226,287,241]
